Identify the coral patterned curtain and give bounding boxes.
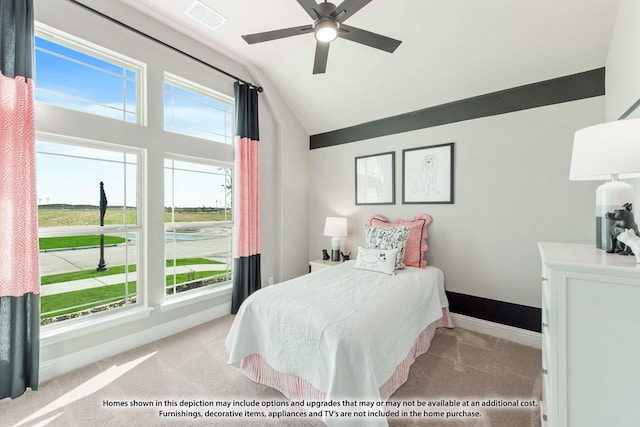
[231,82,261,314]
[0,0,40,399]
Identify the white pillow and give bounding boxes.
[353,246,399,275]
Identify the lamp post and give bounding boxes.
[97,181,108,271]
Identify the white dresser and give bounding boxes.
[538,242,640,427]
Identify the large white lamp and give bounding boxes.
[570,118,640,250]
[323,217,347,261]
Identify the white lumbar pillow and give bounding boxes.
[353,246,399,275]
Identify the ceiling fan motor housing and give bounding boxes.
[318,1,337,16]
[313,1,339,42]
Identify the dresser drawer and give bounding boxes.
[541,275,550,308]
[541,374,550,426]
[542,333,550,368]
[540,269,552,426]
[542,358,552,425]
[541,301,549,332]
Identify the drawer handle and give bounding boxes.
[542,322,549,328]
[541,277,548,281]
[542,368,548,375]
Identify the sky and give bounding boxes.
[35,36,232,208]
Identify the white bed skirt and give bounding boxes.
[239,307,453,405]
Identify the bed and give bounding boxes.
[225,258,452,426]
[226,214,451,425]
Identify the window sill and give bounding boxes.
[41,305,154,347]
[160,282,232,313]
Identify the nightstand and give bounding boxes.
[309,259,342,272]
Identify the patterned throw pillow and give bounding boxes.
[369,214,432,268]
[353,246,399,275]
[364,224,409,270]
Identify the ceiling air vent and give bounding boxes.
[185,1,226,31]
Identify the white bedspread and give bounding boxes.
[226,261,445,405]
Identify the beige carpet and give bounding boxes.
[1,315,541,426]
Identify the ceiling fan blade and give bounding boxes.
[313,41,330,74]
[332,0,373,21]
[242,25,313,44]
[297,0,321,19]
[338,24,401,53]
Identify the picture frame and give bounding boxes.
[402,142,454,204]
[355,151,395,205]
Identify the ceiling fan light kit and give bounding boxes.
[241,0,402,74]
[314,18,339,42]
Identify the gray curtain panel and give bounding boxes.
[0,0,40,400]
[231,82,261,314]
[0,0,34,78]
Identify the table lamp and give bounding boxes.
[570,118,640,250]
[323,217,347,261]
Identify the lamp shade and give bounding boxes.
[570,118,640,181]
[323,217,347,237]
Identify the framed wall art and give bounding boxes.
[402,142,454,204]
[355,151,395,205]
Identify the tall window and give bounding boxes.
[164,73,233,144]
[35,24,144,124]
[34,23,235,329]
[36,136,142,325]
[164,158,232,296]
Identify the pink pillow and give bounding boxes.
[368,214,432,268]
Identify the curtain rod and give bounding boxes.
[65,0,263,92]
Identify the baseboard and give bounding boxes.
[450,312,542,349]
[39,303,231,382]
[445,291,541,332]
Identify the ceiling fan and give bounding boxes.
[241,0,402,74]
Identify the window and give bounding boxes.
[35,24,144,124]
[33,24,235,330]
[164,73,233,144]
[36,136,142,325]
[164,157,232,296]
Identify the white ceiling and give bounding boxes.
[119,0,620,136]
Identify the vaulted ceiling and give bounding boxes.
[119,0,619,136]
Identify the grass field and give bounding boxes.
[37,207,231,227]
[40,257,219,285]
[40,257,230,320]
[41,281,139,319]
[41,270,230,320]
[39,235,126,250]
[38,207,232,324]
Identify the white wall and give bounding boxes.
[35,0,309,380]
[604,0,640,210]
[605,0,640,121]
[309,97,603,308]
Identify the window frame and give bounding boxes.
[163,71,234,144]
[162,153,233,302]
[34,22,147,125]
[36,131,147,331]
[32,22,237,340]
